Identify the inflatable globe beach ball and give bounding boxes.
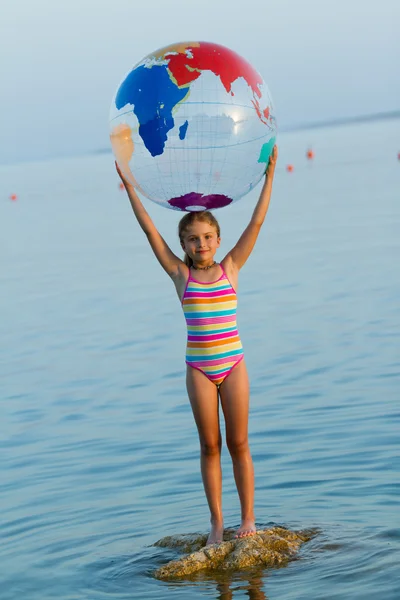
[110,41,276,212]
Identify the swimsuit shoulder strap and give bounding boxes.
[219,263,237,294]
[218,263,227,278]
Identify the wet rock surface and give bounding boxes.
[153,526,316,579]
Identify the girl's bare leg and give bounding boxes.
[186,366,224,545]
[219,359,256,538]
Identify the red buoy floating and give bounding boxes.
[397,152,400,161]
[10,193,17,201]
[119,182,124,190]
[306,148,315,160]
[286,164,294,173]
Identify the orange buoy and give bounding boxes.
[119,182,124,190]
[306,149,314,160]
[286,164,294,173]
[10,193,17,201]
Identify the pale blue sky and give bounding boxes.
[0,0,398,163]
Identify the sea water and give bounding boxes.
[0,118,399,599]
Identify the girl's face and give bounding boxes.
[181,220,220,262]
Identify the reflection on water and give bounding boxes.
[192,572,269,600]
[0,118,399,599]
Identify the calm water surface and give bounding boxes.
[1,119,399,599]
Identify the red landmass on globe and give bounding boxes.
[165,42,263,98]
[165,42,270,126]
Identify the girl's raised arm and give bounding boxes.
[223,145,278,272]
[116,163,186,280]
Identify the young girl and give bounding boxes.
[116,146,278,545]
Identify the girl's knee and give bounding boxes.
[226,436,249,458]
[200,438,221,457]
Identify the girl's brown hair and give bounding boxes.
[178,211,221,268]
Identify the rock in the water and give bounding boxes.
[153,526,316,580]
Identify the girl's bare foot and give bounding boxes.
[206,519,224,545]
[234,517,256,539]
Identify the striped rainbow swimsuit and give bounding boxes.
[182,266,244,386]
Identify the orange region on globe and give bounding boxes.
[110,123,134,165]
[152,41,200,60]
[165,42,264,99]
[110,123,142,190]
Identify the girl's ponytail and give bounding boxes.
[183,253,193,268]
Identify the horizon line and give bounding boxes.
[1,109,399,167]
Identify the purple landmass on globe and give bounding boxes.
[168,192,233,212]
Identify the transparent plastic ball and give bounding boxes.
[110,41,276,211]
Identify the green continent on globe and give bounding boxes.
[258,137,276,163]
[114,41,272,158]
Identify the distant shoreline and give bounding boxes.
[279,109,400,133]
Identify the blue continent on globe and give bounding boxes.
[115,64,189,157]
